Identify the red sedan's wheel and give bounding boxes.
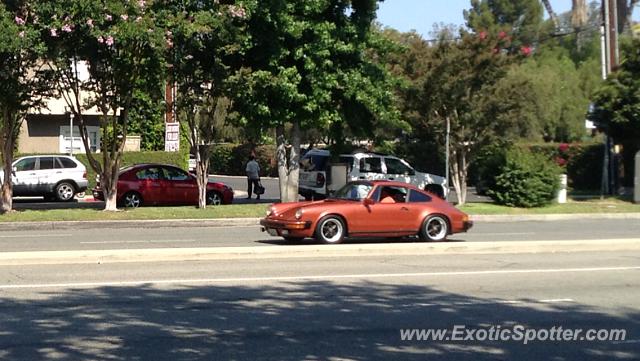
[206,191,222,206]
[315,216,345,244]
[123,192,143,208]
[420,215,449,242]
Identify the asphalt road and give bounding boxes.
[0,250,637,360]
[0,218,638,252]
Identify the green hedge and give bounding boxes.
[210,144,277,177]
[487,148,562,208]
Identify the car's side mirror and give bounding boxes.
[363,198,375,206]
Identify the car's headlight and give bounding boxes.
[295,208,303,220]
[266,206,275,217]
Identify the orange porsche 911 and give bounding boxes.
[260,180,473,244]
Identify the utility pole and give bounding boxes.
[601,0,619,197]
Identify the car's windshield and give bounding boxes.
[332,183,373,201]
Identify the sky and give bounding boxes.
[376,0,637,38]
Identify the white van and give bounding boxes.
[298,150,447,200]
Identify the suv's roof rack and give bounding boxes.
[350,149,390,156]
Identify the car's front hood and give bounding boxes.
[270,199,356,218]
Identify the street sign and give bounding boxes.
[165,122,180,152]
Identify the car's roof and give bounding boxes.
[123,163,185,171]
[353,180,421,190]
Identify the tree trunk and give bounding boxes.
[286,121,301,202]
[196,147,210,209]
[0,139,13,214]
[276,125,289,202]
[450,149,468,205]
[542,0,560,31]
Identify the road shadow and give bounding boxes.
[12,199,105,210]
[0,281,636,360]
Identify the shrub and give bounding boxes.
[209,143,277,177]
[487,148,562,208]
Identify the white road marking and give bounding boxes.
[80,240,197,244]
[0,234,73,239]
[465,232,535,236]
[0,266,637,289]
[539,298,575,303]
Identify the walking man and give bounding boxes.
[246,155,261,199]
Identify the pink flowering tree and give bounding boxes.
[0,1,53,213]
[38,0,166,211]
[159,0,248,208]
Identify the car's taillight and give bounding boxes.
[83,171,87,179]
[316,173,325,187]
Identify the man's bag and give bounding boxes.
[254,182,265,195]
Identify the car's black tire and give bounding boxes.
[55,182,76,202]
[206,191,223,206]
[283,237,304,243]
[420,214,449,242]
[315,216,346,244]
[122,192,143,208]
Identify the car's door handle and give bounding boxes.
[389,177,395,180]
[359,176,365,179]
[29,173,36,176]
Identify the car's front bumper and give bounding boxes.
[463,220,474,232]
[260,218,313,237]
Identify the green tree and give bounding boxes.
[0,1,52,214]
[415,29,527,204]
[39,0,166,211]
[590,37,640,187]
[233,0,402,202]
[464,0,545,47]
[161,0,247,208]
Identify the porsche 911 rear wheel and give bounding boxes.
[420,215,449,242]
[315,216,345,244]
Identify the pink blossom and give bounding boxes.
[121,14,129,21]
[498,31,507,39]
[520,45,532,56]
[558,143,570,153]
[135,16,142,22]
[15,16,26,25]
[18,31,25,38]
[166,38,173,48]
[138,0,146,8]
[106,36,114,46]
[478,31,487,40]
[86,19,94,28]
[105,14,112,21]
[50,28,58,37]
[228,5,247,19]
[62,24,73,33]
[97,36,105,43]
[166,30,172,37]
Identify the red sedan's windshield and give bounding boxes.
[333,183,373,201]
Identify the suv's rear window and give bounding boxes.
[58,157,78,168]
[300,154,329,171]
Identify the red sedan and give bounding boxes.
[93,164,233,207]
[260,180,472,243]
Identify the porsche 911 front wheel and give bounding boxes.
[315,216,345,244]
[420,215,449,242]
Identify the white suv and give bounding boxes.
[299,150,447,200]
[0,155,88,201]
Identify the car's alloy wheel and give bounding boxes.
[123,192,142,208]
[421,215,449,241]
[316,216,345,244]
[55,182,76,202]
[206,191,222,206]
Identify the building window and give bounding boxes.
[59,126,100,153]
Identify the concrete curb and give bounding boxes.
[471,213,640,222]
[0,238,638,266]
[1,213,639,231]
[0,218,260,231]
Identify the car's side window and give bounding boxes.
[136,167,163,180]
[58,157,78,169]
[385,157,413,175]
[378,186,408,203]
[163,167,189,181]
[359,157,382,173]
[408,190,432,203]
[38,157,56,170]
[15,158,36,171]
